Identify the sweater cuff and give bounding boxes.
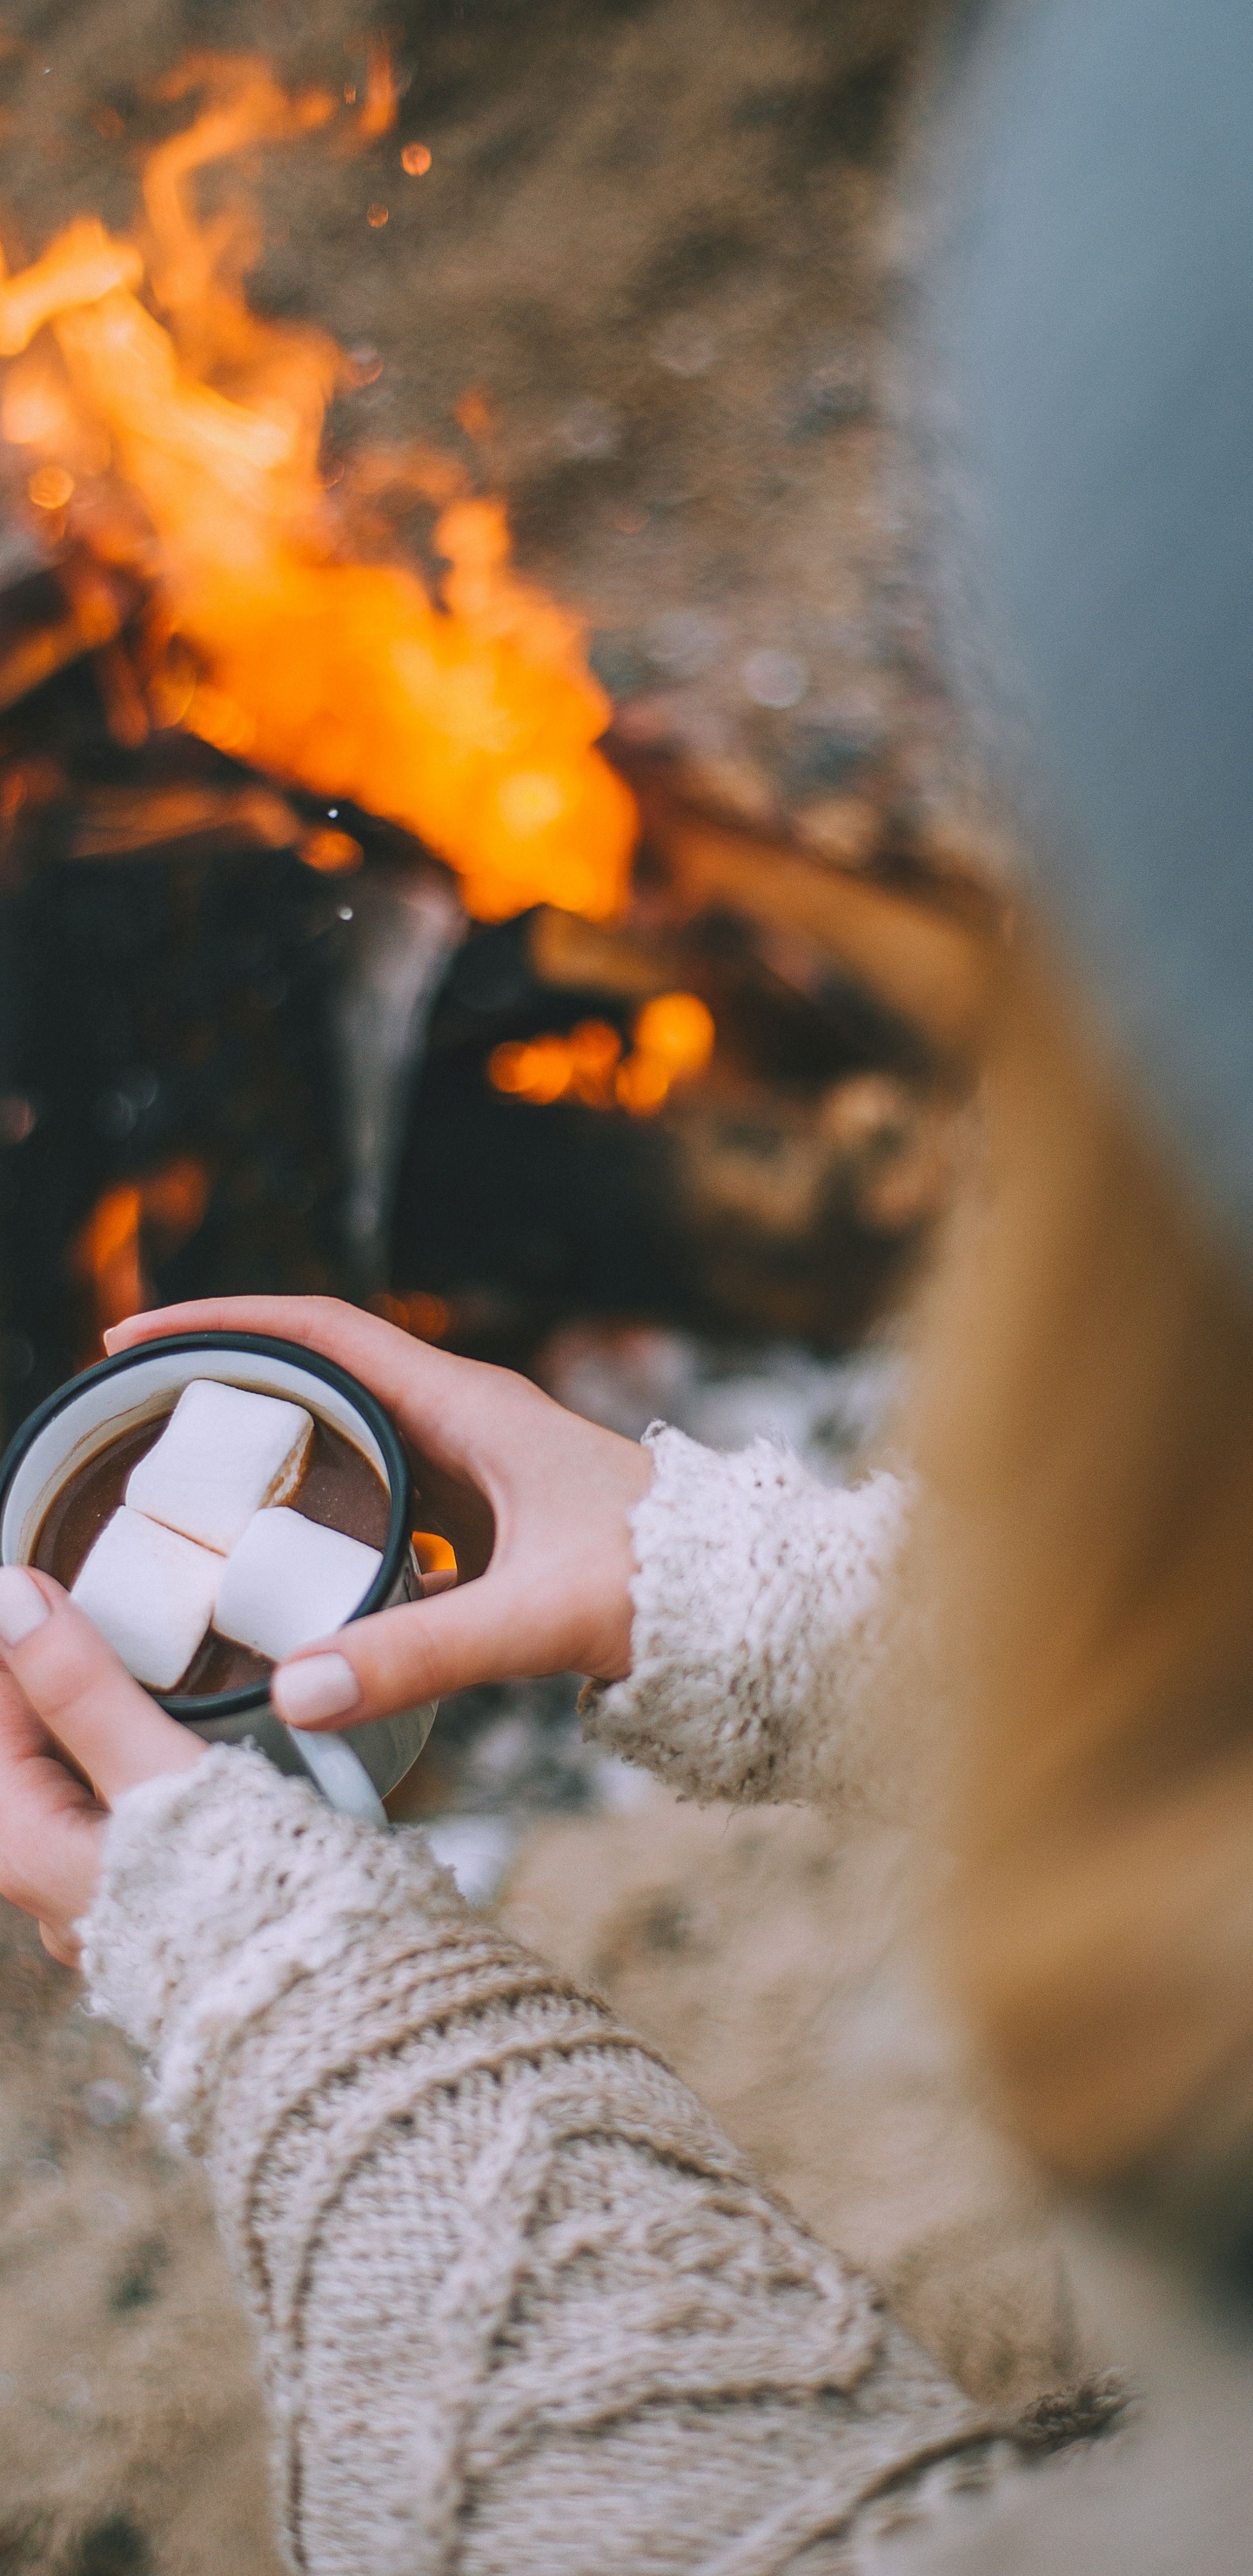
[581,1426,911,1809]
[80,1745,464,2145]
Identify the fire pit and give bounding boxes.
[0,5,993,1446]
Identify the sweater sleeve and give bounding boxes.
[580,1428,921,1821]
[82,1748,985,2576]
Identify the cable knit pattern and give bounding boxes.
[581,1429,919,1818]
[83,1748,988,2576]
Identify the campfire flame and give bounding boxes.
[0,60,636,922]
[489,991,715,1117]
[73,1155,210,1349]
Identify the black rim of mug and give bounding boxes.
[0,1331,415,1722]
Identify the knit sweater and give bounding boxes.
[580,1427,920,1818]
[80,1432,1022,2576]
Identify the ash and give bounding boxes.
[417,1325,900,1903]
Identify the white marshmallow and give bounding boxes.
[71,1505,220,1691]
[126,1379,313,1554]
[215,1507,382,1663]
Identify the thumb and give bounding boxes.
[269,1575,544,1730]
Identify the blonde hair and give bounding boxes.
[913,939,1253,2221]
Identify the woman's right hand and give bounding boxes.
[105,1297,653,1734]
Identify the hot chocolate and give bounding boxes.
[36,1398,390,1696]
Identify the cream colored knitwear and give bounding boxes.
[83,1746,994,2576]
[77,1435,1089,2572]
[582,1429,918,1819]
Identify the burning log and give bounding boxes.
[623,764,1001,1072]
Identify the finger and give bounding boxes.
[107,1295,419,1391]
[0,1640,100,1803]
[104,1297,510,1493]
[270,1573,561,1730]
[40,1920,83,1969]
[105,1296,454,1427]
[0,1568,203,1803]
[104,1296,502,1569]
[0,1761,102,1933]
[0,1659,106,1931]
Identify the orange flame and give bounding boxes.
[73,1156,210,1347]
[412,1529,457,1573]
[0,61,636,922]
[488,992,714,1117]
[356,37,399,142]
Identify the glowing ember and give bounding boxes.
[488,992,715,1117]
[298,824,363,875]
[411,1530,457,1575]
[356,37,399,143]
[632,990,715,1078]
[27,462,75,510]
[0,60,636,923]
[372,1289,452,1340]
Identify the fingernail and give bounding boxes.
[272,1652,360,1727]
[0,1567,50,1647]
[104,1311,148,1353]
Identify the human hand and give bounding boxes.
[105,1297,653,1734]
[0,1566,204,1966]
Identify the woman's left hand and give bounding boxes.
[0,1566,203,1966]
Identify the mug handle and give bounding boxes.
[283,1724,389,1822]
